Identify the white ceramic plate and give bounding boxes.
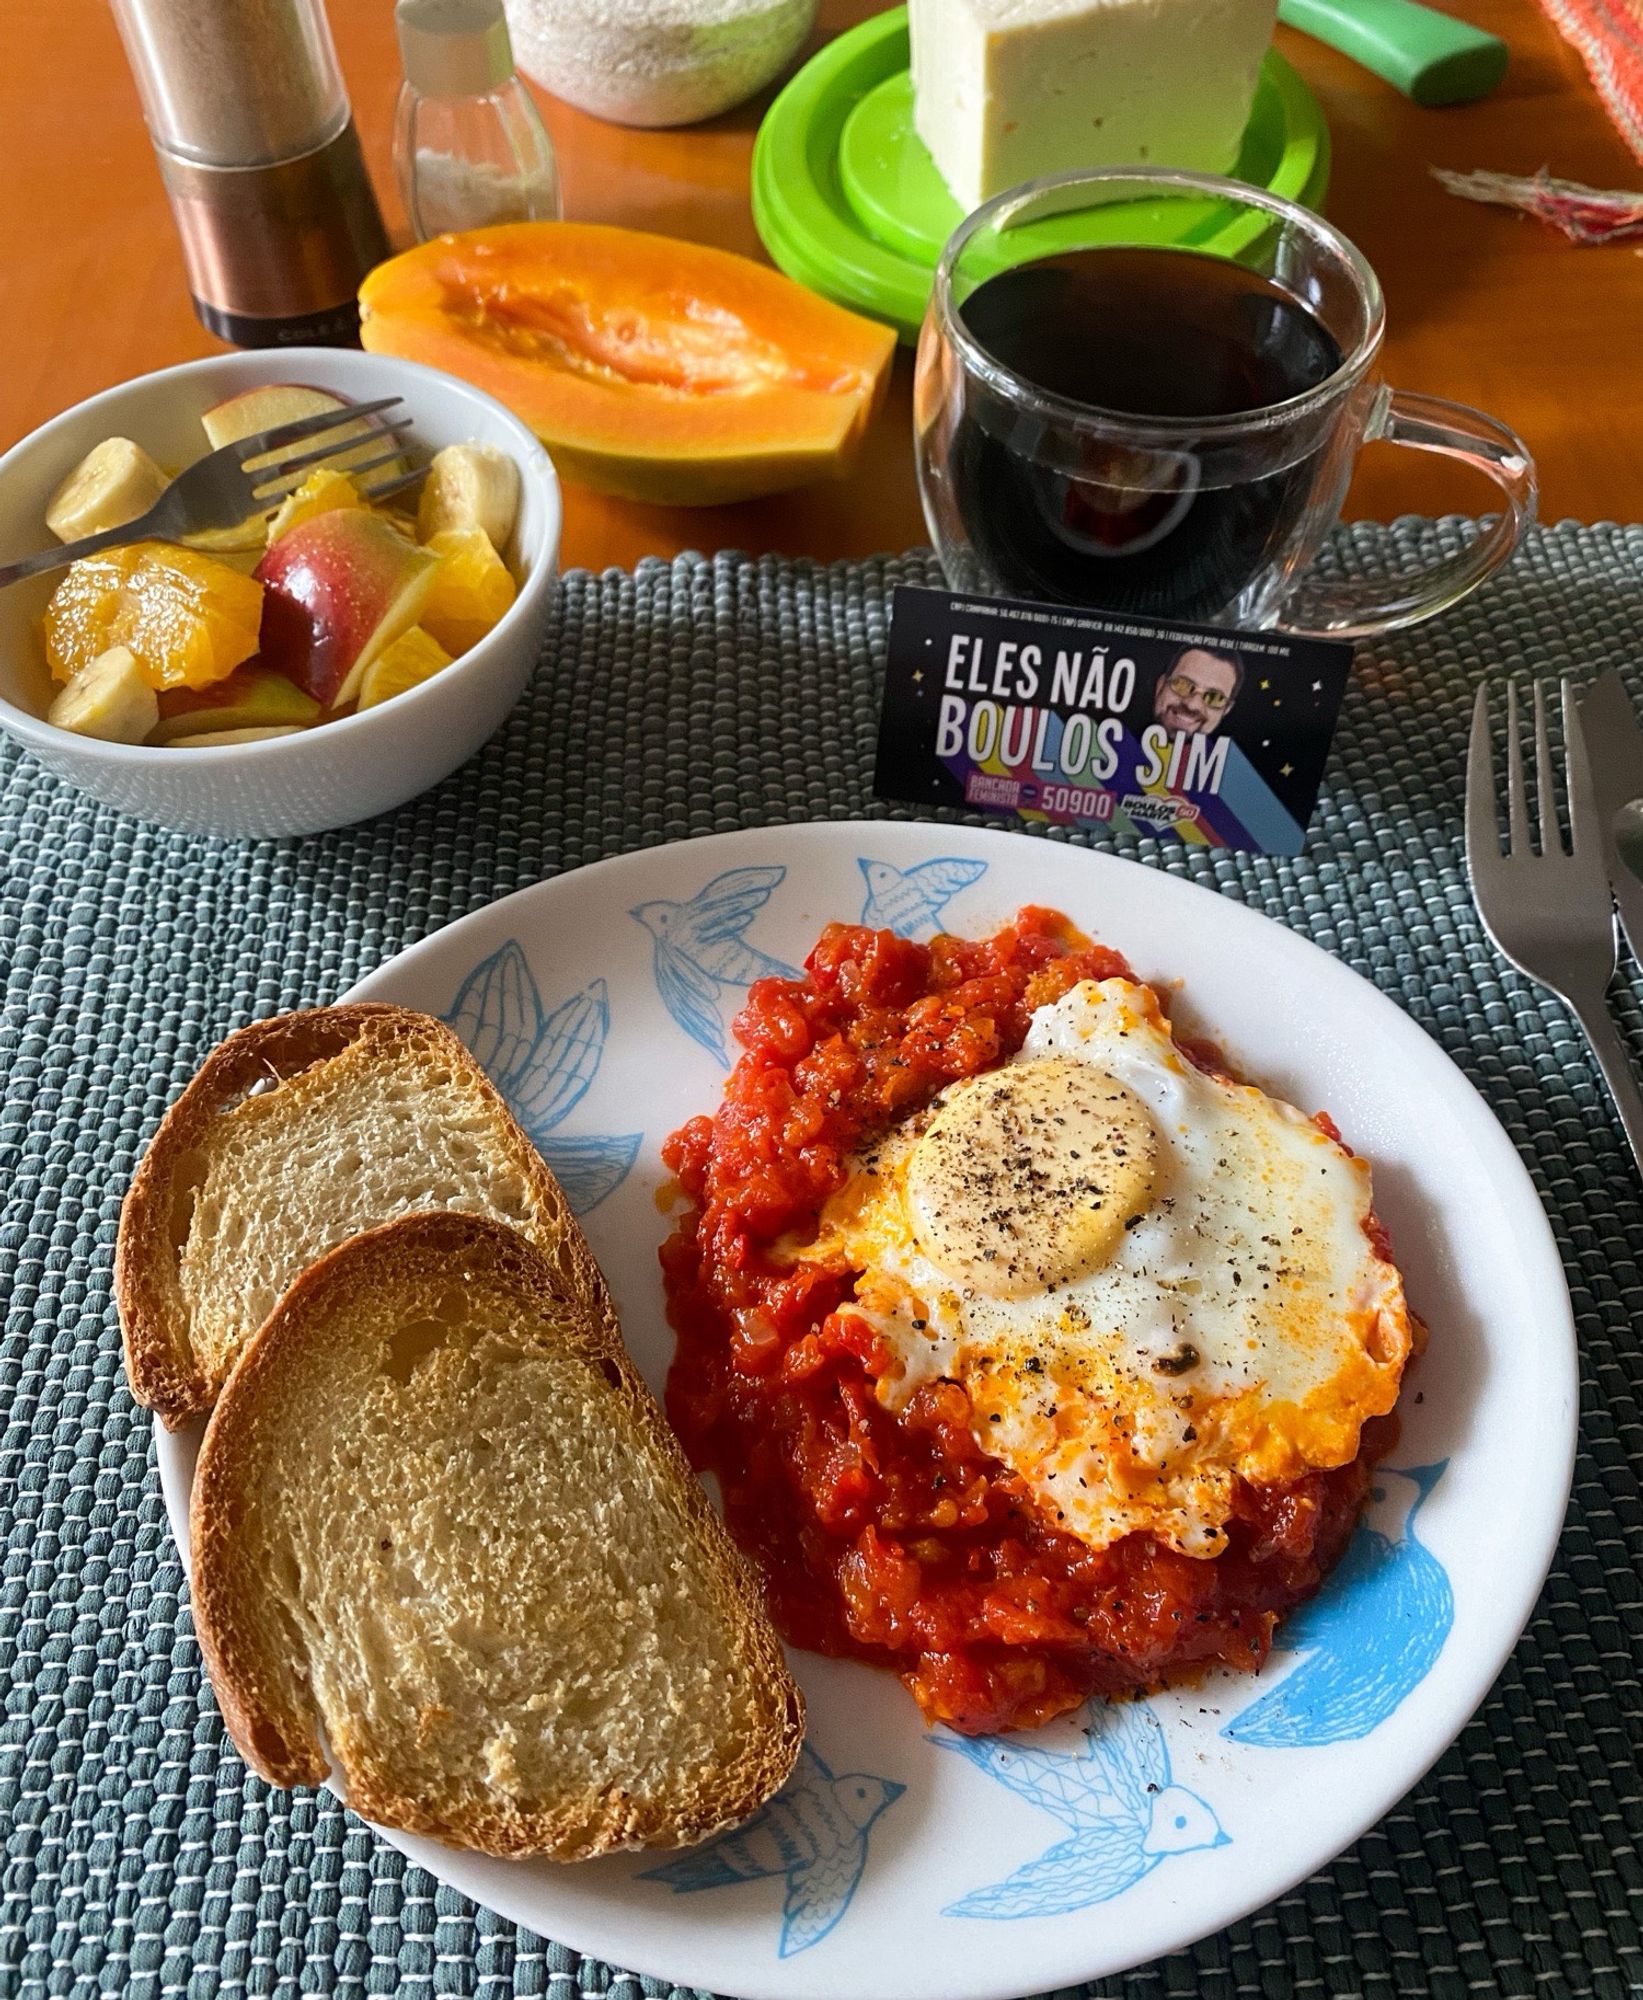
[156,821,1577,2000]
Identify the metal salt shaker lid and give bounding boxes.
[395,0,517,97]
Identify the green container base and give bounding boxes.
[753,6,1332,341]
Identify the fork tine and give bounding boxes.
[1466,683,1498,873]
[1505,681,1530,855]
[251,441,408,499]
[1533,680,1563,856]
[231,397,405,463]
[254,423,415,489]
[1562,677,1598,856]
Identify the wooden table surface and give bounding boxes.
[2,0,1639,573]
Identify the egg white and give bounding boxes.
[803,978,1413,1558]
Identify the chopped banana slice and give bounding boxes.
[46,644,160,743]
[166,725,309,746]
[417,444,520,551]
[45,438,167,544]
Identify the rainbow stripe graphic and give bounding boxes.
[946,707,1308,855]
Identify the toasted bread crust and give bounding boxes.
[190,1212,805,1858]
[117,1004,619,1427]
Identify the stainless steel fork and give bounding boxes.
[1466,677,1643,1172]
[0,397,420,590]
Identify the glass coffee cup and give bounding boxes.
[914,169,1536,637]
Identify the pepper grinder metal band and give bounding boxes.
[110,0,390,348]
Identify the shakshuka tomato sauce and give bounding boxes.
[661,908,1388,1735]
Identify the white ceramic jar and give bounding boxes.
[504,0,817,127]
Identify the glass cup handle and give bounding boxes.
[1278,388,1538,641]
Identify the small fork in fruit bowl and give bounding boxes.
[0,397,420,590]
[1466,675,1643,1174]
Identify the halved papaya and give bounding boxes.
[358,224,897,507]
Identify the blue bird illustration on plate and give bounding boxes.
[444,940,642,1216]
[640,1744,904,1957]
[1222,1462,1452,1749]
[937,1699,1227,1919]
[858,857,989,940]
[630,865,801,1067]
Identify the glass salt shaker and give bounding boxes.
[393,0,562,240]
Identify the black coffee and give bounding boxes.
[951,245,1344,617]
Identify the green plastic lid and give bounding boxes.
[753,6,1332,341]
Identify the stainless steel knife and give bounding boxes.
[1577,668,1643,968]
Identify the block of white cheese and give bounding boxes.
[909,0,1279,216]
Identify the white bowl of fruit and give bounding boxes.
[0,349,559,839]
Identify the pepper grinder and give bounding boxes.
[109,0,391,348]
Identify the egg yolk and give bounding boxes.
[904,1056,1160,1299]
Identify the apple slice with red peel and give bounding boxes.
[200,384,409,488]
[256,512,440,709]
[150,666,322,745]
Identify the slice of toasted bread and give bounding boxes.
[189,1210,804,1858]
[118,1004,614,1427]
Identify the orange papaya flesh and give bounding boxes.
[358,224,896,507]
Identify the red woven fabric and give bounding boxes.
[1539,0,1643,161]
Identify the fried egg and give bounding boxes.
[805,979,1413,1558]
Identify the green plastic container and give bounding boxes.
[753,6,1332,342]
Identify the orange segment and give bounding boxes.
[356,626,454,710]
[264,468,365,547]
[43,542,263,691]
[419,529,516,656]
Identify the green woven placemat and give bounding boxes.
[3,523,1641,2000]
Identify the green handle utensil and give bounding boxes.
[1278,0,1508,104]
